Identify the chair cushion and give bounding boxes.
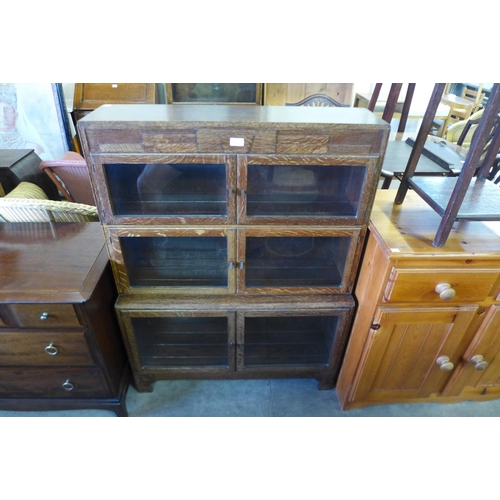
[5,182,49,200]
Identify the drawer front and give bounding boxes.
[9,304,81,328]
[0,330,94,366]
[383,268,499,304]
[0,367,110,398]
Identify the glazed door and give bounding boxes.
[105,227,236,295]
[118,310,236,373]
[443,305,500,399]
[236,309,353,375]
[91,154,236,225]
[348,306,478,406]
[236,227,362,294]
[237,155,377,225]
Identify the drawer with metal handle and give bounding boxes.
[0,330,93,366]
[0,367,110,398]
[8,304,81,328]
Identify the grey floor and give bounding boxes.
[1,378,500,417]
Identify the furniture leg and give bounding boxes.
[394,83,447,204]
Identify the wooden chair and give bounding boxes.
[461,85,486,115]
[395,83,500,247]
[285,93,349,107]
[432,85,483,138]
[39,152,96,206]
[367,84,416,189]
[445,109,484,147]
[367,83,416,134]
[0,182,98,222]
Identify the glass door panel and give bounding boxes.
[238,157,370,224]
[243,315,339,367]
[244,235,352,290]
[131,316,230,368]
[104,162,227,217]
[120,236,228,288]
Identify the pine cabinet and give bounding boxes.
[337,190,500,410]
[78,104,389,392]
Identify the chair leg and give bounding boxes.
[397,83,416,133]
[380,170,394,189]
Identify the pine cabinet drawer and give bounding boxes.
[383,268,500,304]
[8,304,81,328]
[0,330,94,366]
[0,367,111,398]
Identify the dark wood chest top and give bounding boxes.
[0,222,106,303]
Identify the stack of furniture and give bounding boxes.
[0,222,129,416]
[77,104,389,393]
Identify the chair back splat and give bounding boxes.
[39,152,96,206]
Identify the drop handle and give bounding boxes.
[435,282,456,300]
[62,379,74,391]
[44,342,58,356]
[436,355,454,371]
[471,355,489,370]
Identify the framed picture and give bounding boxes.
[166,83,263,105]
[0,83,74,160]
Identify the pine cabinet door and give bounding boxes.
[347,306,477,406]
[443,305,500,399]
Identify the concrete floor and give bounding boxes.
[1,378,500,417]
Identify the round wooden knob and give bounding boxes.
[471,355,489,371]
[435,283,456,300]
[436,355,454,371]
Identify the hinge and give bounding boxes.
[91,161,96,173]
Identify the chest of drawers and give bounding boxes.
[78,104,390,392]
[0,223,129,416]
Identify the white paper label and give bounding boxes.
[229,137,245,147]
[112,84,118,88]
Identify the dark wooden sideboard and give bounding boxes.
[0,222,130,416]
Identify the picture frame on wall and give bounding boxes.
[0,83,74,160]
[166,83,263,105]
